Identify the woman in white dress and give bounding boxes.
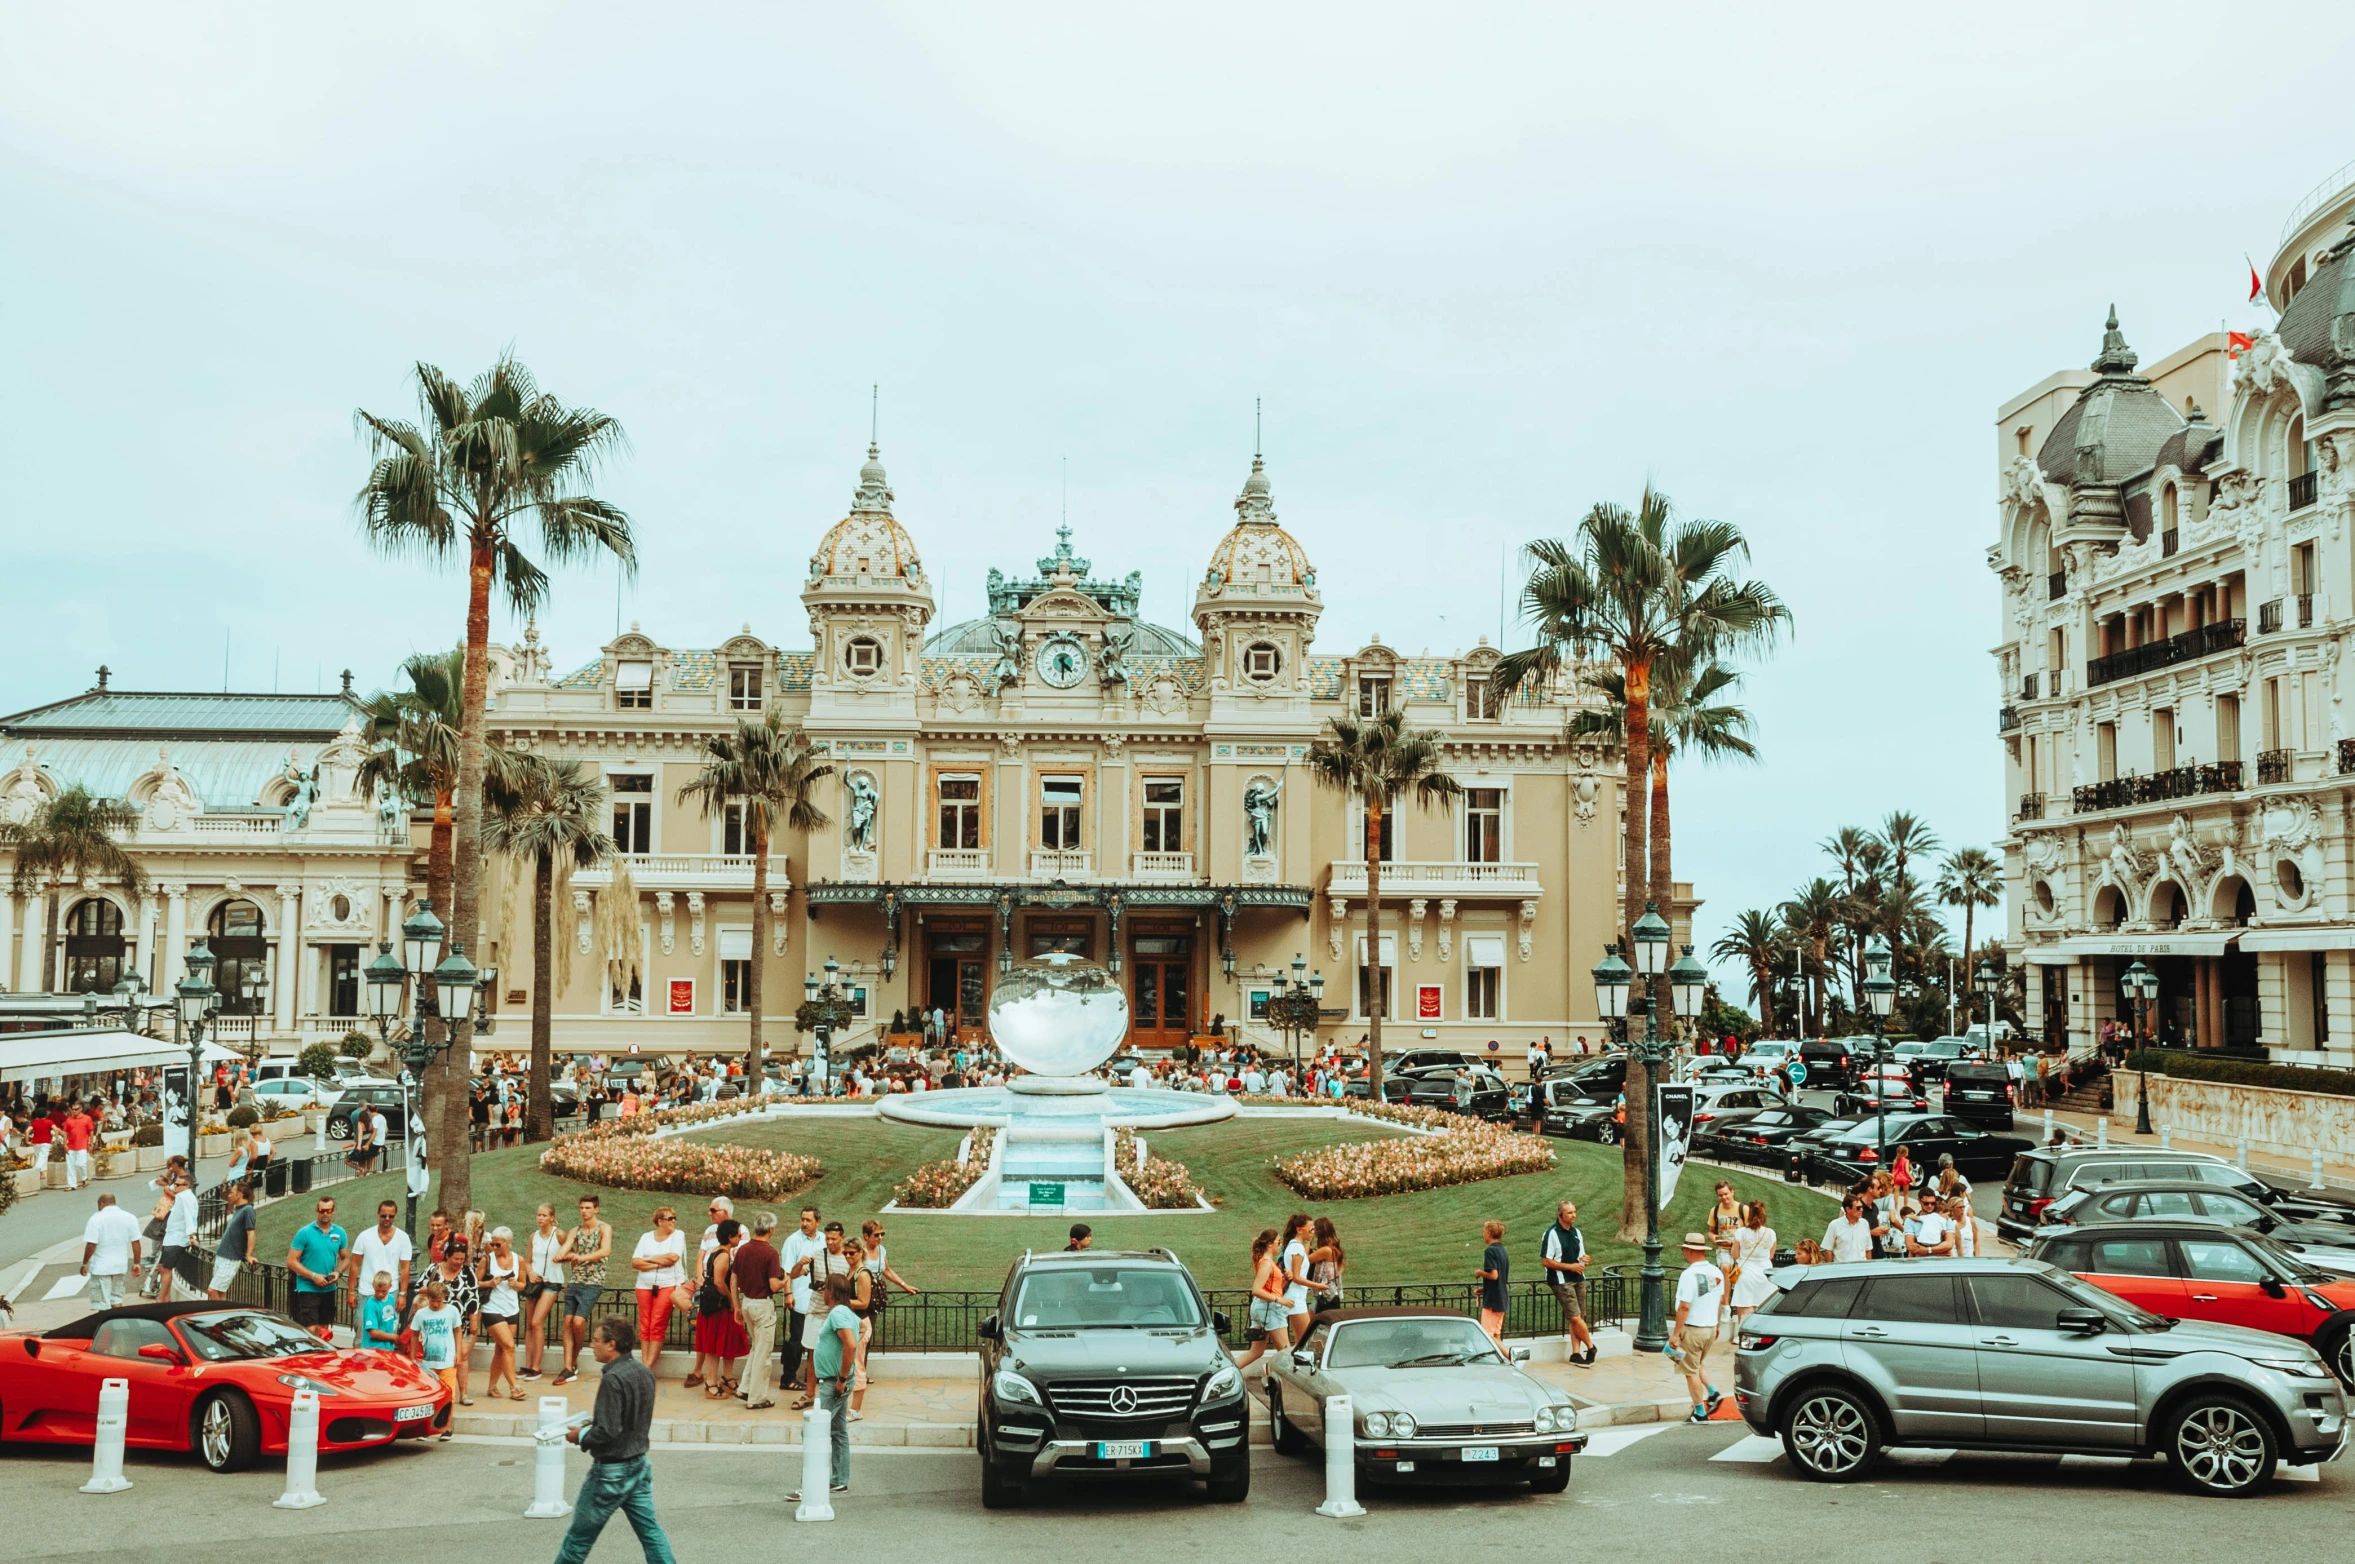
[1730,1200,1778,1324]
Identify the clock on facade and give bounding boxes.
[1035,633,1090,689]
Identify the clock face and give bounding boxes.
[1036,634,1090,689]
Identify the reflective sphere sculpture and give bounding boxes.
[988,953,1129,1079]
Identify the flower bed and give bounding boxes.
[1271,1119,1554,1201]
[537,1099,821,1201]
[891,1125,997,1209]
[1113,1127,1208,1209]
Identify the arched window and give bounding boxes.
[206,899,269,1017]
[64,898,126,994]
[2161,484,2178,535]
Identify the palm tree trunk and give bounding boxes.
[1365,797,1385,1091]
[747,819,769,1084]
[1618,660,1652,1243]
[1961,904,1977,1025]
[527,853,554,1142]
[422,785,457,1173]
[440,530,497,1216]
[1649,743,1672,1010]
[43,889,60,994]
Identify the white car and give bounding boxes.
[248,1078,333,1111]
[1741,1041,1797,1078]
[1690,1080,1786,1130]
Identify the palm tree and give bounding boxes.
[1710,909,1787,1033]
[1936,847,2003,1023]
[676,711,832,1083]
[1877,811,1942,899]
[1,785,148,991]
[1306,709,1461,1091]
[355,355,634,1212]
[484,756,613,1140]
[1495,488,1787,1237]
[1780,878,1844,1037]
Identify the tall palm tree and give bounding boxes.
[1495,488,1787,1237]
[1,785,148,991]
[676,711,832,1083]
[355,355,634,1212]
[484,756,613,1140]
[1877,811,1942,899]
[1936,847,2003,1022]
[1710,909,1787,1033]
[1780,878,1844,1037]
[1306,709,1461,1091]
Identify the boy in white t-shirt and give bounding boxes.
[410,1278,464,1442]
[1670,1233,1726,1424]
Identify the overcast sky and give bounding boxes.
[2,4,2344,1003]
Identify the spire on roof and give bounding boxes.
[1234,454,1275,523]
[852,443,893,514]
[2091,304,2140,375]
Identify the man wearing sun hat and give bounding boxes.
[1671,1232,1726,1424]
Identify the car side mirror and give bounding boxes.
[1291,1348,1317,1371]
[2055,1306,2107,1335]
[2259,1277,2287,1299]
[976,1315,999,1340]
[1509,1345,1532,1363]
[1212,1311,1233,1336]
[137,1343,185,1365]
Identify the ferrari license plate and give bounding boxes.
[1095,1440,1151,1460]
[1460,1446,1499,1462]
[395,1404,436,1422]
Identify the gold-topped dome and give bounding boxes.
[1202,456,1316,594]
[808,445,925,583]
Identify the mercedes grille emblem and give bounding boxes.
[1108,1385,1139,1414]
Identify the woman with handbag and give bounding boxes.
[428,1239,479,1404]
[690,1219,748,1399]
[630,1208,688,1370]
[1730,1200,1777,1326]
[522,1202,566,1380]
[477,1226,527,1401]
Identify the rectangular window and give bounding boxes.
[718,927,753,1013]
[1039,776,1084,850]
[615,659,653,710]
[2217,693,2241,762]
[1465,788,1503,863]
[1141,779,1184,853]
[723,801,755,856]
[1465,933,1504,1020]
[2152,707,2174,773]
[1358,675,1391,716]
[1359,803,1395,862]
[728,663,763,711]
[1243,643,1280,681]
[844,637,882,676]
[610,773,653,855]
[1355,933,1397,1019]
[2096,722,2117,783]
[1027,918,1092,958]
[2264,679,2283,750]
[1465,676,1497,720]
[938,774,981,849]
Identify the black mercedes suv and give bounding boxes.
[976,1248,1250,1507]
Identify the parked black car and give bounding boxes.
[1800,1113,2034,1186]
[322,1078,410,1142]
[2036,1181,2355,1262]
[1694,1105,1834,1168]
[976,1248,1249,1507]
[1999,1146,2355,1243]
[1797,1038,1866,1090]
[1908,1037,1985,1085]
[1384,1048,1478,1077]
[1405,1068,1514,1121]
[1940,1061,2015,1127]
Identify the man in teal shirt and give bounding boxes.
[287,1197,349,1341]
[788,1271,858,1501]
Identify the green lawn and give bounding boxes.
[258,1115,1830,1292]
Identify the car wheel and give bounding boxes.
[1597,1124,1618,1147]
[2166,1393,2276,1496]
[979,1445,1023,1510]
[1268,1383,1307,1456]
[1527,1457,1571,1494]
[325,1117,351,1142]
[1204,1462,1251,1503]
[194,1391,261,1473]
[2320,1324,2355,1391]
[1778,1385,1880,1482]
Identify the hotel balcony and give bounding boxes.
[926,848,991,878]
[1325,860,1542,899]
[1129,851,1197,882]
[573,853,792,891]
[1027,849,1094,880]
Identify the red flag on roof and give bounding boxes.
[2228,330,2256,358]
[2248,256,2267,307]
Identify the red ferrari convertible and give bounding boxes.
[1,1302,451,1471]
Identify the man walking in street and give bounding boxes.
[287,1196,349,1342]
[1672,1233,1726,1424]
[778,1205,825,1398]
[734,1212,785,1409]
[79,1193,142,1308]
[348,1199,413,1312]
[1821,1194,1874,1264]
[1539,1200,1597,1366]
[157,1170,200,1303]
[209,1181,256,1298]
[555,1317,675,1564]
[60,1100,94,1190]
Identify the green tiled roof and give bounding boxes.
[1305,656,1453,701]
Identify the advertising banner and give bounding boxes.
[1655,1082,1695,1209]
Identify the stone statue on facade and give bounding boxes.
[282,756,318,831]
[845,772,880,852]
[1099,620,1136,687]
[1243,775,1281,858]
[2166,813,2215,891]
[376,782,406,842]
[988,618,1024,690]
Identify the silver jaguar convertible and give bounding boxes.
[1263,1307,1586,1492]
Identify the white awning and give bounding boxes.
[2044,933,2240,959]
[2236,927,2355,952]
[717,926,753,961]
[1464,934,1507,969]
[614,659,653,691]
[0,1027,186,1083]
[2023,946,2077,965]
[1354,933,1399,966]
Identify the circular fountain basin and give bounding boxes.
[876,1083,1238,1130]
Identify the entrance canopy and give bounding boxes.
[0,1026,187,1083]
[2236,928,2355,952]
[2040,933,2241,960]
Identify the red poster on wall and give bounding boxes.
[1416,984,1443,1021]
[668,978,695,1015]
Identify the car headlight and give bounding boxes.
[991,1368,1043,1406]
[1389,1412,1417,1437]
[1536,1404,1575,1433]
[1201,1363,1242,1402]
[1361,1411,1394,1438]
[275,1374,342,1398]
[1533,1405,1557,1432]
[2248,1354,2331,1380]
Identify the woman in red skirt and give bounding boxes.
[691,1218,750,1397]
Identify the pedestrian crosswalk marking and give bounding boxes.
[1707,1435,1783,1463]
[1581,1426,1675,1457]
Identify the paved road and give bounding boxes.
[2,1420,2341,1562]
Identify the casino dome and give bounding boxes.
[1201,456,1316,596]
[808,445,925,584]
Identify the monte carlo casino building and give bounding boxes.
[0,448,1686,1064]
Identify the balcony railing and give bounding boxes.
[2340,739,2355,776]
[2071,762,2243,814]
[2259,599,2284,634]
[177,814,283,840]
[2020,673,2039,701]
[1027,849,1093,880]
[1326,860,1542,898]
[926,848,990,877]
[2290,471,2319,511]
[2048,570,2067,601]
[2257,748,2294,785]
[1129,851,1197,882]
[2161,528,2180,557]
[2017,793,2046,821]
[573,853,791,889]
[1997,706,2020,732]
[2298,594,2315,628]
[2083,618,2246,688]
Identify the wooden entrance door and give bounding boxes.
[1130,932,1192,1049]
[926,930,991,1042]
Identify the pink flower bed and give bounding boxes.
[1272,1119,1554,1200]
[537,1099,821,1201]
[891,1125,997,1209]
[1113,1128,1207,1209]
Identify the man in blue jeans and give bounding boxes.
[788,1270,858,1501]
[556,1317,674,1564]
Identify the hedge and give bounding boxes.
[2125,1047,2355,1099]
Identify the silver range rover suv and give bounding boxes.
[1734,1257,2348,1496]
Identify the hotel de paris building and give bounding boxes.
[0,448,1680,1063]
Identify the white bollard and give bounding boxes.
[1315,1393,1366,1518]
[2313,1148,2328,1191]
[525,1397,573,1519]
[2236,1137,2250,1171]
[272,1388,326,1509]
[2159,1127,2172,1150]
[2096,1118,2108,1150]
[2042,1109,2054,1143]
[795,1404,835,1522]
[80,1378,133,1494]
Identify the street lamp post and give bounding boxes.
[1861,933,1897,1171]
[804,956,853,1095]
[174,942,220,1192]
[1268,954,1325,1079]
[361,900,483,1303]
[2123,959,2158,1136]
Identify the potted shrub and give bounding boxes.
[131,1122,167,1173]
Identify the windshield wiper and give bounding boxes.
[1388,1350,1477,1368]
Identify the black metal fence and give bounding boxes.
[193,1141,412,1241]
